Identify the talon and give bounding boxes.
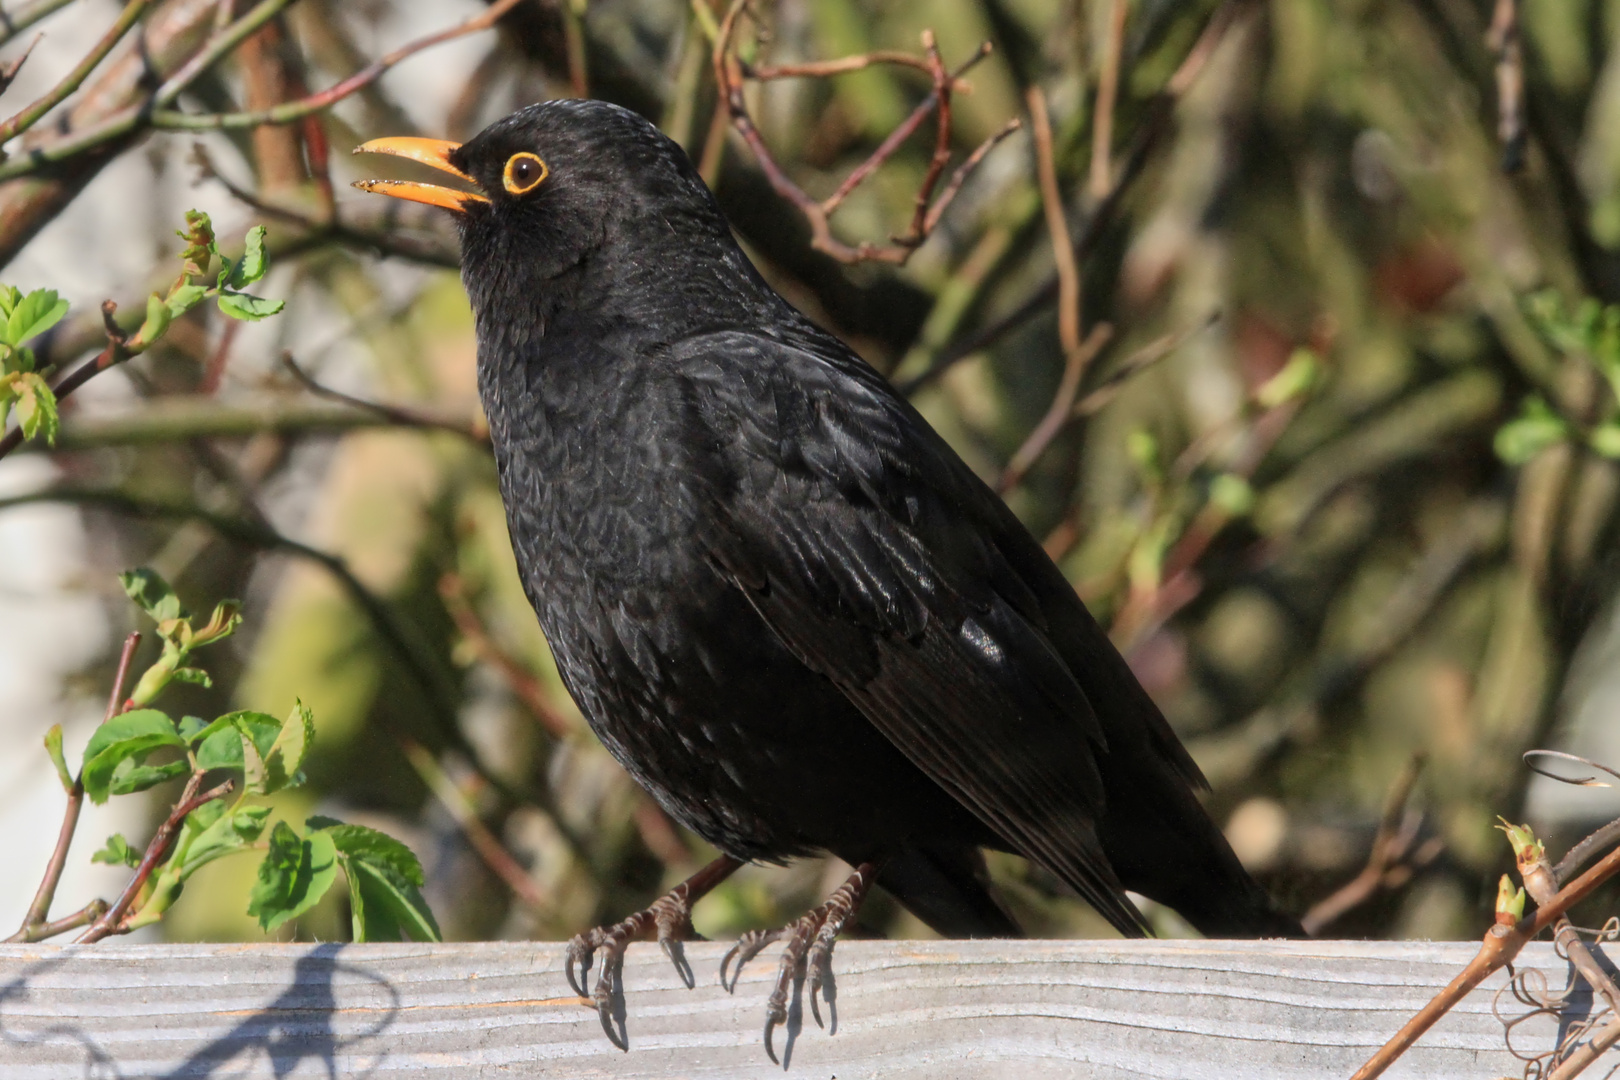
[565,934,596,997]
[763,1004,785,1065]
[720,927,783,992]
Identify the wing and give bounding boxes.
[678,328,1165,935]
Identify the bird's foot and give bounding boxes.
[720,860,879,1064]
[565,854,741,1048]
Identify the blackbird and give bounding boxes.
[356,99,1303,1055]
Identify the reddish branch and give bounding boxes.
[77,775,235,943]
[4,632,141,944]
[1350,838,1620,1080]
[712,0,1018,265]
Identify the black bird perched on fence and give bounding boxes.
[355,98,1303,1058]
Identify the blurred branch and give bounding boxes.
[1300,754,1441,935]
[402,738,548,912]
[149,0,526,132]
[0,0,151,145]
[1089,0,1126,200]
[713,1,1017,265]
[0,0,74,49]
[438,571,574,739]
[899,0,1252,395]
[1485,0,1524,172]
[281,354,489,445]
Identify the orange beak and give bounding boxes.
[352,137,489,212]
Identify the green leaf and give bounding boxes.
[4,289,68,346]
[247,822,340,932]
[135,292,171,347]
[231,225,269,287]
[177,210,215,280]
[120,568,186,623]
[191,599,242,646]
[0,284,21,318]
[14,371,57,445]
[259,700,314,794]
[80,709,185,804]
[1208,473,1255,517]
[1494,397,1568,465]
[91,834,142,868]
[168,666,213,689]
[344,856,440,943]
[194,710,280,770]
[312,820,425,886]
[180,805,271,877]
[1590,424,1620,459]
[108,756,189,796]
[177,715,208,740]
[166,283,208,318]
[43,724,72,793]
[216,291,285,322]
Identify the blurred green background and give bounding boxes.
[2,0,1619,948]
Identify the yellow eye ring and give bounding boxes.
[502,152,548,195]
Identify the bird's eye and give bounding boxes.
[502,152,548,196]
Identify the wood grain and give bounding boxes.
[0,939,1583,1078]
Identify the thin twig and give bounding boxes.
[712,1,1009,264]
[281,354,489,445]
[0,0,75,49]
[6,899,107,944]
[150,0,526,131]
[1089,0,1127,200]
[898,0,1249,395]
[77,776,234,943]
[4,632,140,944]
[997,87,1111,494]
[1486,0,1525,172]
[1301,753,1440,935]
[402,739,547,911]
[1073,314,1219,417]
[0,0,152,144]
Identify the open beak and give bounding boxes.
[352,137,489,212]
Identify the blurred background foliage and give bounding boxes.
[2,0,1620,949]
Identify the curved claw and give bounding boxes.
[763,1007,784,1065]
[565,936,595,998]
[719,927,783,993]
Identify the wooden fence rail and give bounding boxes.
[0,939,1588,1078]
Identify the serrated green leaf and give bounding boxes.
[80,709,184,804]
[91,834,142,868]
[0,285,21,318]
[43,724,72,793]
[180,805,271,877]
[344,855,440,942]
[247,822,339,932]
[166,283,208,318]
[231,225,269,287]
[120,568,186,623]
[312,821,425,886]
[5,289,68,346]
[216,291,285,322]
[136,292,171,347]
[15,371,57,445]
[194,710,280,770]
[258,700,314,794]
[108,756,190,796]
[177,210,215,279]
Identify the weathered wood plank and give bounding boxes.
[0,939,1580,1077]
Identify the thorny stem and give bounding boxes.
[3,631,140,944]
[77,776,234,944]
[1349,839,1620,1080]
[712,0,1010,265]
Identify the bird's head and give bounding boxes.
[353,99,754,335]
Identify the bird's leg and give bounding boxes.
[565,853,741,1043]
[720,860,880,1063]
